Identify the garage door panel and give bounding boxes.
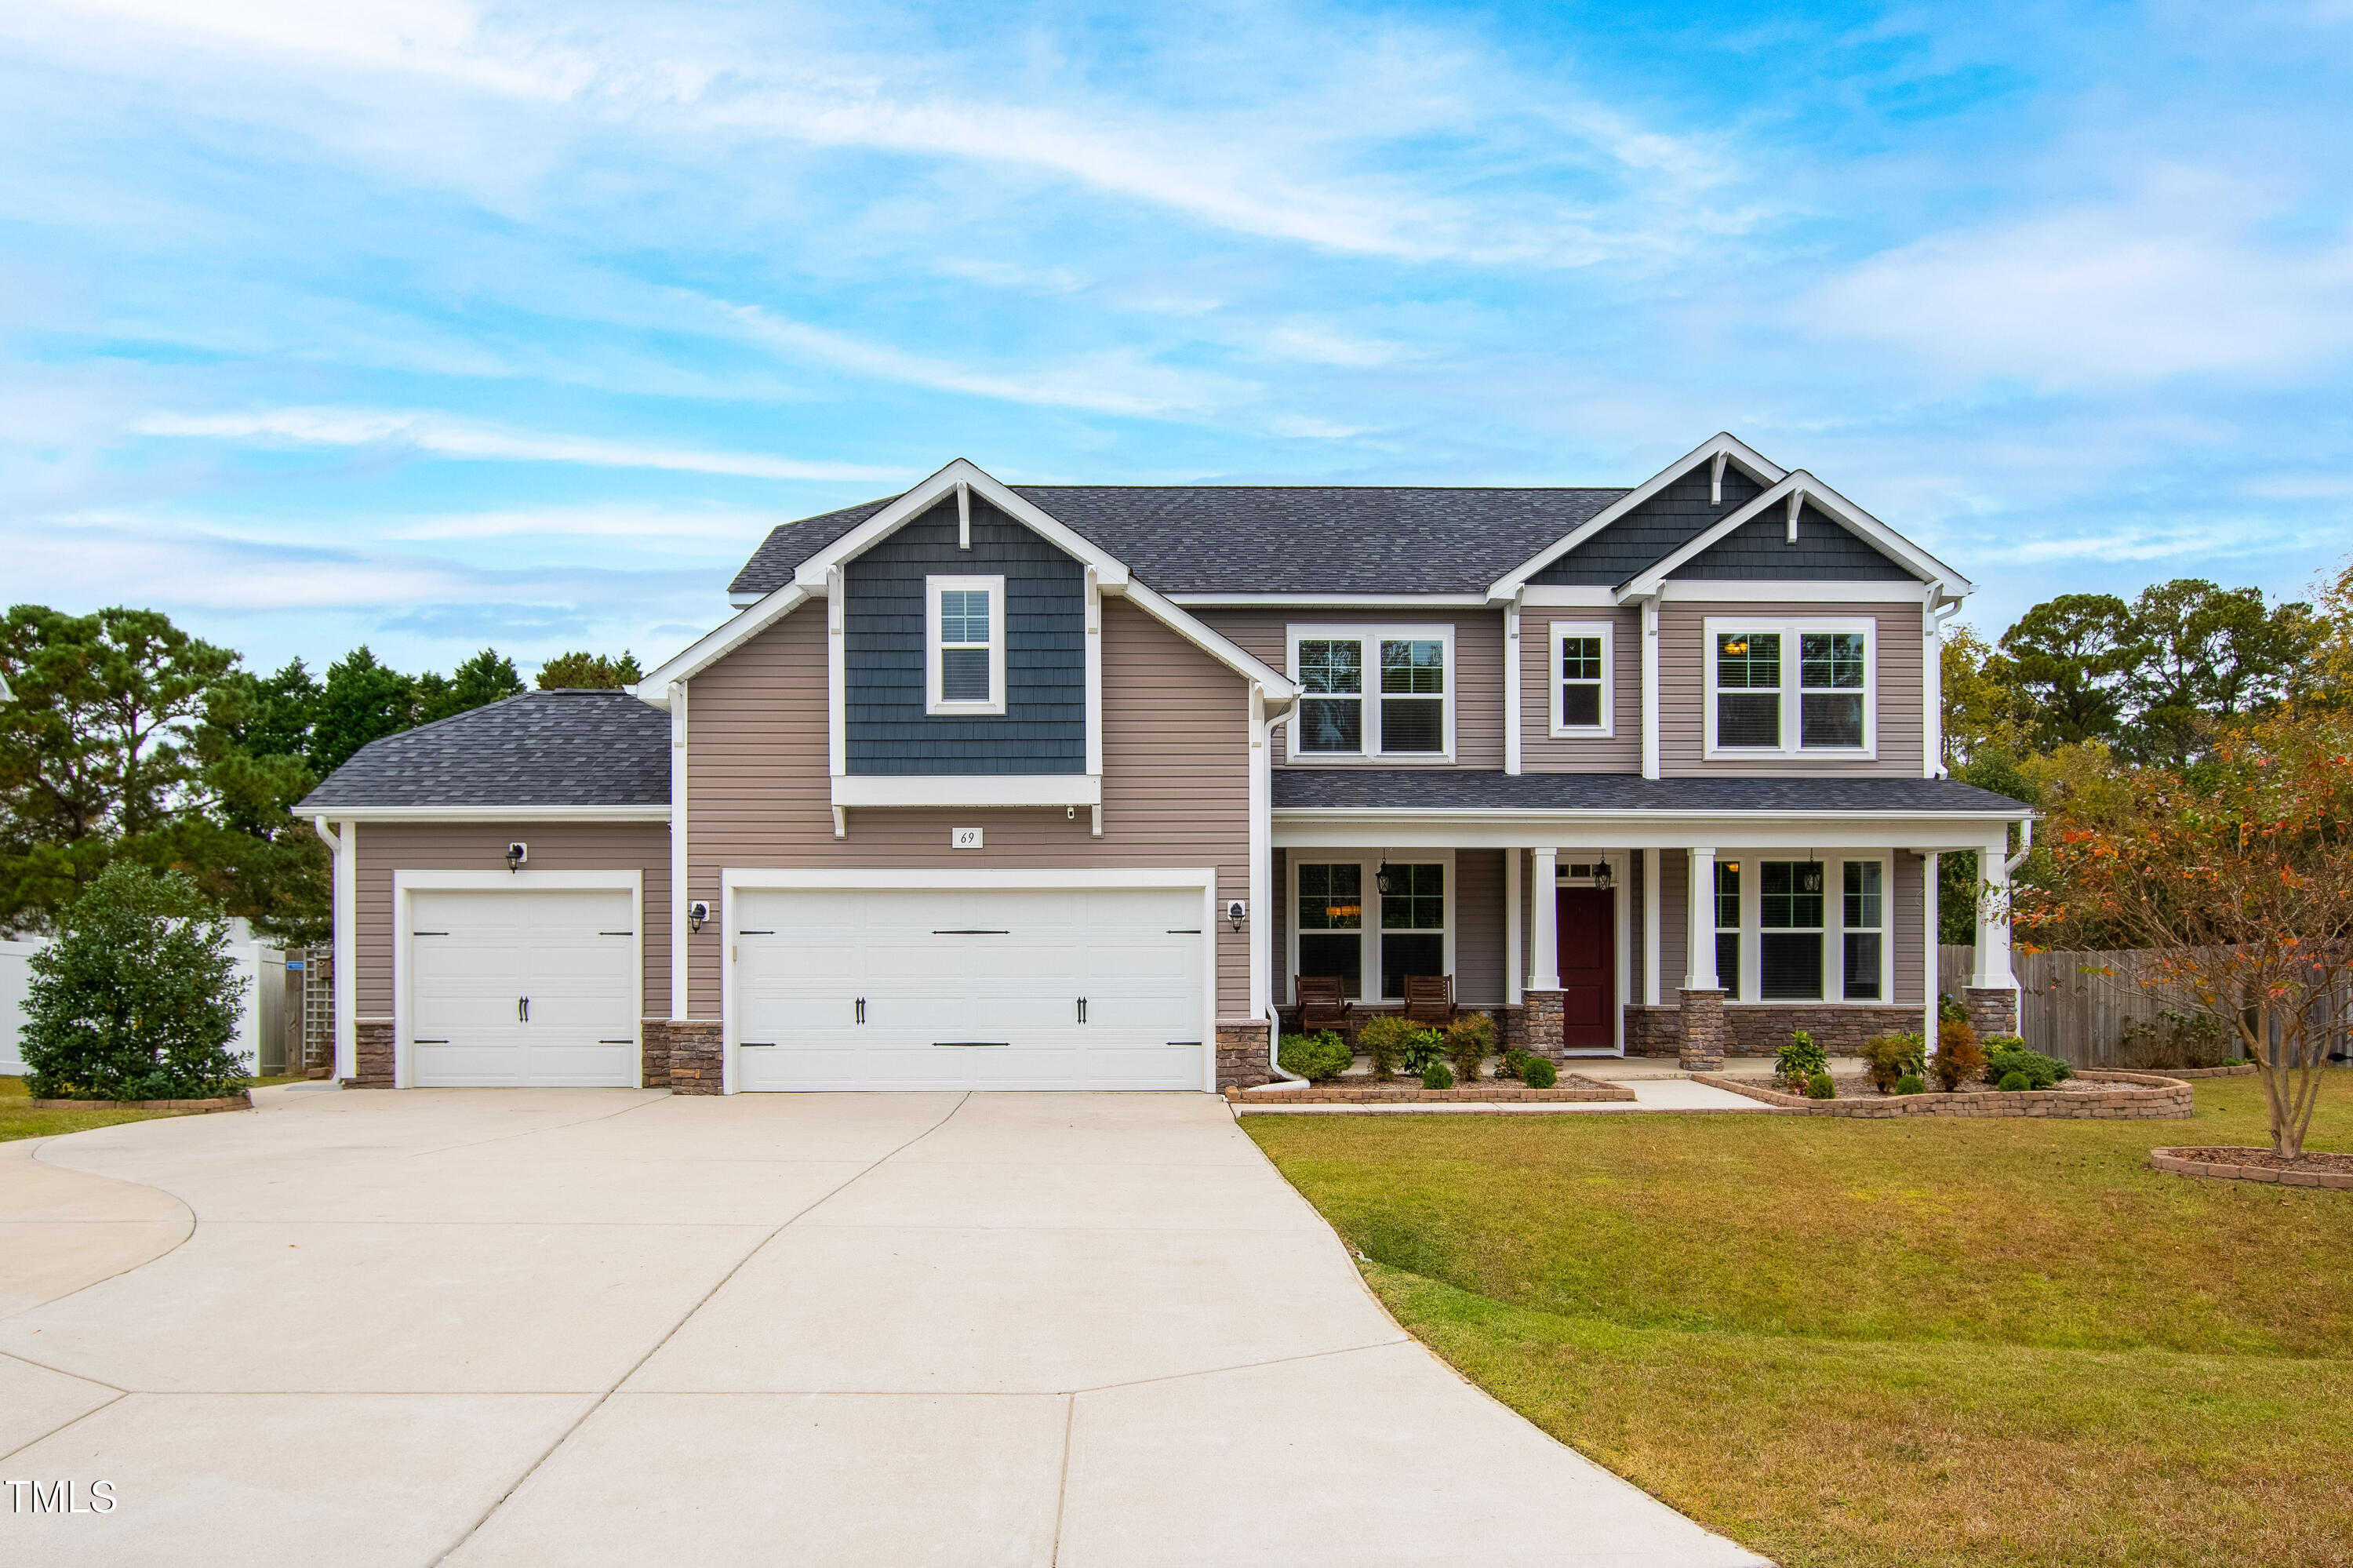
[406,888,639,1089]
[735,887,1206,1092]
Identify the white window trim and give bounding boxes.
[1284,624,1457,765]
[926,574,1007,717]
[1286,851,1457,1002]
[1548,620,1615,738]
[1713,853,1893,1006]
[1701,616,1876,761]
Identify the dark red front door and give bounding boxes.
[1556,888,1615,1052]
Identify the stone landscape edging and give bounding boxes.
[2149,1147,2353,1190]
[30,1091,253,1113]
[1691,1068,2192,1119]
[1225,1076,1635,1106]
[2148,1063,2257,1079]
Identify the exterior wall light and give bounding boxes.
[688,900,710,933]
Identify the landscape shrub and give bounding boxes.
[1859,1031,1927,1094]
[1277,1031,1353,1083]
[1357,1014,1414,1080]
[1893,1073,1926,1096]
[2116,1007,2231,1070]
[1401,1028,1449,1077]
[1522,1057,1558,1089]
[1984,1044,2071,1090]
[1776,1029,1827,1091]
[1421,1061,1454,1090]
[1998,1069,2032,1091]
[1498,1047,1533,1082]
[1805,1071,1836,1100]
[1932,1017,1985,1092]
[20,863,249,1101]
[1444,1013,1495,1083]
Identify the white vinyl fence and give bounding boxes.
[2,935,286,1079]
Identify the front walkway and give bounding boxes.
[0,1086,1764,1567]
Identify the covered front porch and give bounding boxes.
[1268,772,2033,1071]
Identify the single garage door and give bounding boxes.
[735,887,1206,1091]
[409,889,639,1087]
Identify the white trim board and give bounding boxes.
[831,774,1102,809]
[305,805,669,823]
[390,868,646,1091]
[718,865,1222,1096]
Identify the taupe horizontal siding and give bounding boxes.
[1195,608,1504,769]
[1659,600,1926,777]
[1453,848,1504,1005]
[1893,850,1925,1007]
[1520,606,1642,773]
[685,599,1253,1019]
[353,821,672,1019]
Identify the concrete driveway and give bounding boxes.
[1,1086,1764,1567]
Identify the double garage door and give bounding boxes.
[409,889,639,1087]
[735,887,1206,1092]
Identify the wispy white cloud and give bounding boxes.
[131,407,900,482]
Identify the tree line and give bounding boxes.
[0,604,642,942]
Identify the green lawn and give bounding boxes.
[0,1072,282,1144]
[1246,1075,2353,1568]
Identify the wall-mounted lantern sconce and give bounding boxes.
[504,842,528,873]
[1226,899,1247,933]
[688,900,710,933]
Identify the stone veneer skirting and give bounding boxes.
[350,1017,395,1088]
[1217,1019,1273,1090]
[1696,1068,2192,1119]
[1624,1002,1930,1058]
[649,1019,725,1094]
[1963,987,2020,1039]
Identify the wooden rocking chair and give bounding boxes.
[1401,973,1456,1028]
[1293,975,1356,1044]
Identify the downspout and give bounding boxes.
[2005,816,2033,877]
[1253,693,1309,1090]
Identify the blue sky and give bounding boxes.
[5,0,2349,682]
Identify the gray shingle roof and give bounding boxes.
[1271,770,2031,814]
[728,487,1631,598]
[297,690,669,810]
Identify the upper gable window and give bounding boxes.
[1549,620,1613,737]
[1704,617,1874,759]
[926,575,1006,716]
[1287,625,1454,762]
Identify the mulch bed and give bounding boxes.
[1231,1072,1635,1105]
[2150,1146,2353,1190]
[1731,1073,2118,1101]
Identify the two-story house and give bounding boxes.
[299,433,2031,1093]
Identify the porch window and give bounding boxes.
[1843,860,1884,999]
[1286,626,1455,760]
[1378,863,1445,999]
[1296,862,1363,999]
[1550,621,1613,735]
[1714,860,1740,1000]
[926,575,1006,715]
[1758,860,1825,1001]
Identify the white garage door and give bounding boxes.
[735,887,1206,1091]
[409,890,639,1087]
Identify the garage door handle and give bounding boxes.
[518,997,529,1023]
[1077,997,1087,1024]
[855,998,867,1024]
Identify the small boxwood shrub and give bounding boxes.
[1522,1057,1558,1089]
[1421,1061,1454,1090]
[1498,1046,1534,1082]
[1776,1030,1827,1091]
[1357,1014,1413,1080]
[1277,1030,1353,1083]
[1932,1018,1985,1092]
[1805,1071,1837,1100]
[1860,1031,1927,1094]
[1445,1013,1496,1083]
[1894,1073,1926,1096]
[1998,1069,2032,1091]
[1984,1044,2071,1090]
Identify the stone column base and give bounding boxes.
[638,1020,672,1090]
[650,1019,725,1094]
[1216,1019,1274,1090]
[1678,988,1726,1072]
[1520,991,1565,1060]
[1963,987,2020,1040]
[349,1017,395,1088]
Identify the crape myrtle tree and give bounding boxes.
[20,862,249,1101]
[2013,703,2353,1159]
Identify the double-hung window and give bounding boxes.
[1287,626,1454,760]
[1714,860,1741,1000]
[1842,860,1884,999]
[1295,863,1363,999]
[1705,619,1875,757]
[926,576,1006,716]
[1551,622,1613,736]
[1292,857,1450,1001]
[1758,860,1825,1000]
[1378,863,1446,999]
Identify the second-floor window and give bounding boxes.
[1551,620,1613,736]
[1704,619,1875,757]
[926,575,1006,716]
[1288,625,1454,760]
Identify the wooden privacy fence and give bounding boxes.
[1939,945,2353,1068]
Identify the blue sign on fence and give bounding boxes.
[286,960,305,972]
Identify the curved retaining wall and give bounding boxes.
[1691,1069,2192,1119]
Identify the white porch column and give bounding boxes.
[1504,849,1523,1003]
[1529,849,1559,991]
[1921,849,1939,1039]
[312,816,356,1081]
[1971,835,2016,989]
[1684,846,1717,991]
[1642,846,1661,1005]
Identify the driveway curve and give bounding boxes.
[0,1085,1764,1567]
